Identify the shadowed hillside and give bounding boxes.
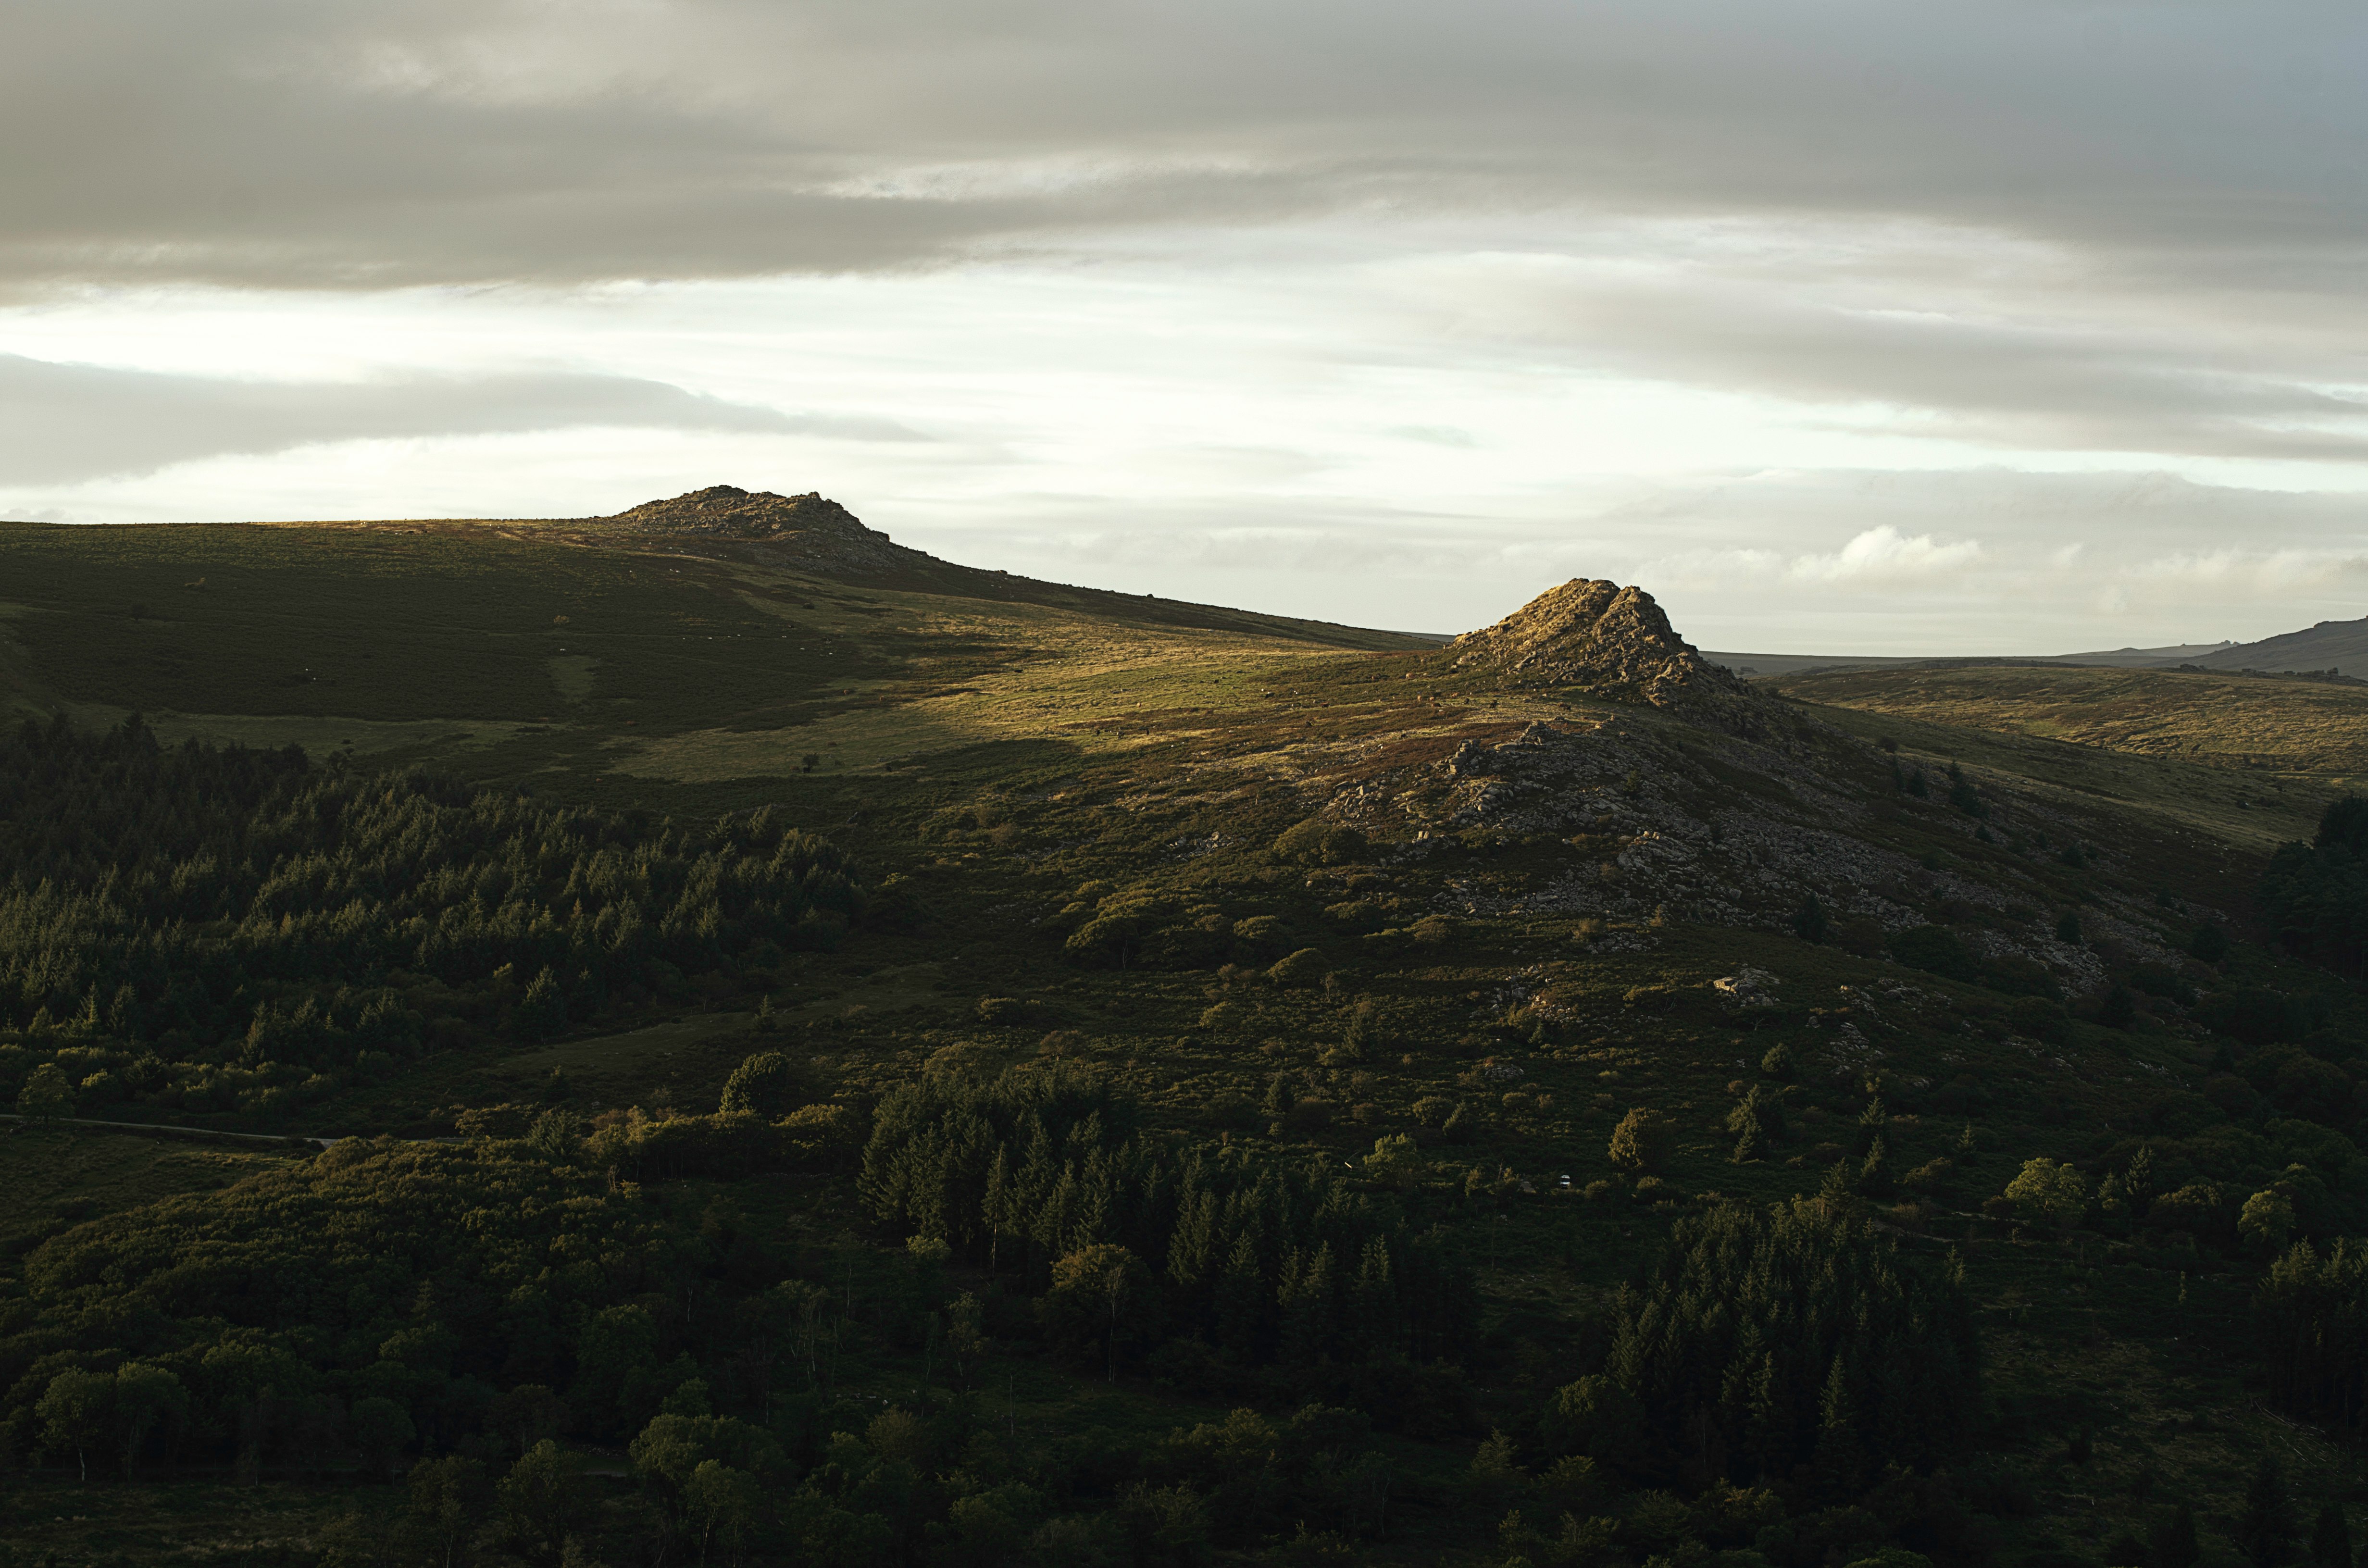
[4,502,2366,1568]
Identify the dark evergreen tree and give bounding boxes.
[2309,1502,2349,1568]
[2151,1504,2200,1568]
[1584,1198,1979,1483]
[2242,1456,2301,1568]
[858,1069,1475,1369]
[2256,1241,2368,1426]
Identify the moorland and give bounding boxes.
[5,486,2368,1568]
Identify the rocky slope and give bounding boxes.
[604,485,925,575]
[1314,581,2206,1011]
[1452,579,1746,706]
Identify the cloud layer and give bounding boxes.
[10,1,2368,291]
[0,354,906,484]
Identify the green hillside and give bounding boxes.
[2,512,2364,1568]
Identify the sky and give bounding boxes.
[5,1,2368,651]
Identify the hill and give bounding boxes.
[1703,642,2235,678]
[2,497,2364,1568]
[2162,614,2368,676]
[1767,662,2368,794]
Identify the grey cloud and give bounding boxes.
[1450,276,2368,461]
[8,1,2368,290]
[0,354,916,483]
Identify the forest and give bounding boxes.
[0,716,870,1124]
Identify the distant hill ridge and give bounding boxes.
[586,485,1429,652]
[2173,615,2368,677]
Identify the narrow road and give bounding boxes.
[0,1112,338,1148]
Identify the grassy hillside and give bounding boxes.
[1770,662,2368,787]
[2174,616,2368,675]
[2,520,2364,1568]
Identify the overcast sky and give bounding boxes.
[6,0,2368,650]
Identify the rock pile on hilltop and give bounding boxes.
[607,485,920,574]
[1451,579,1745,708]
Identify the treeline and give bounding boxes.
[1560,1199,1980,1488]
[2264,797,2368,976]
[857,1069,1478,1374]
[0,715,868,1087]
[3,1131,1416,1561]
[2257,1239,2368,1426]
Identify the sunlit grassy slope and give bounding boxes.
[0,520,1440,792]
[1769,663,2368,780]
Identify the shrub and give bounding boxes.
[1064,895,1169,968]
[719,1051,798,1117]
[779,1103,862,1168]
[1793,895,1830,944]
[1889,925,1976,983]
[2147,1182,2231,1243]
[1903,1158,1957,1200]
[2008,996,2069,1045]
[1341,997,1387,1057]
[1230,915,1291,960]
[1364,1134,1420,1186]
[1266,948,1330,988]
[1607,1107,1675,1172]
[1274,819,1371,866]
[2004,1157,2087,1228]
[2239,1190,2296,1255]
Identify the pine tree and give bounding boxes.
[2151,1505,2199,1568]
[1214,1230,1266,1361]
[2241,1456,2300,1568]
[2308,1502,2348,1568]
[1859,1136,1894,1198]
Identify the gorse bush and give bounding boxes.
[857,1068,1477,1368]
[0,716,864,1069]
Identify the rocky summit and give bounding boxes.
[1450,577,1744,707]
[1440,583,1761,739]
[606,484,920,573]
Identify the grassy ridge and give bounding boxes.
[1770,663,2368,782]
